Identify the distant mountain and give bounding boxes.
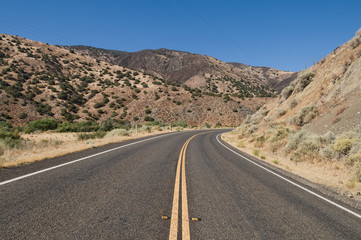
[0,34,277,126]
[67,46,297,94]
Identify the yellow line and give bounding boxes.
[181,137,194,240]
[169,133,204,240]
[169,142,186,240]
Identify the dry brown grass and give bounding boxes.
[0,129,179,168]
[222,132,361,200]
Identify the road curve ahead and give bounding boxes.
[0,130,360,239]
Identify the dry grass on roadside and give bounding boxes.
[0,127,179,168]
[223,128,361,199]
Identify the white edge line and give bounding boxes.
[0,132,182,186]
[216,134,361,220]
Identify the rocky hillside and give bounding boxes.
[231,28,361,184]
[0,34,274,127]
[67,46,297,94]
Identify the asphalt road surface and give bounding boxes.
[1,130,360,239]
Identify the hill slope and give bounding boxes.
[228,28,361,191]
[67,46,297,94]
[0,34,274,126]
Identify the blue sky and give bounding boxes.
[1,0,361,71]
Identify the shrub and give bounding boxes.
[78,131,106,140]
[289,99,298,109]
[345,154,361,166]
[290,137,321,162]
[0,129,20,140]
[94,101,105,109]
[273,160,279,165]
[172,120,188,128]
[294,70,315,93]
[281,85,294,99]
[106,129,130,137]
[144,116,154,122]
[101,118,115,131]
[268,127,290,152]
[36,103,53,116]
[253,149,260,156]
[145,109,152,114]
[283,130,307,154]
[333,138,354,155]
[350,29,361,48]
[0,137,23,149]
[289,104,318,126]
[18,112,27,119]
[155,93,160,100]
[277,109,286,116]
[350,37,361,49]
[27,118,58,132]
[319,146,335,159]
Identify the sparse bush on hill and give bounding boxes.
[18,112,27,119]
[234,106,269,138]
[144,116,154,122]
[277,109,286,116]
[350,28,361,48]
[281,84,294,99]
[101,118,116,131]
[282,131,336,162]
[333,134,355,155]
[268,127,290,152]
[280,70,314,99]
[345,153,361,167]
[289,99,298,109]
[289,104,318,126]
[283,130,307,154]
[294,70,315,93]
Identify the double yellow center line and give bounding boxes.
[169,134,199,240]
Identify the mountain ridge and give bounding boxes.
[0,34,280,126]
[66,45,297,93]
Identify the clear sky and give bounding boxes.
[1,0,361,72]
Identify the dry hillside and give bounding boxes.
[228,28,361,193]
[67,46,297,94]
[0,34,275,127]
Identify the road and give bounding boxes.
[0,130,360,239]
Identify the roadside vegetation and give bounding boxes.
[233,102,361,183]
[0,116,222,167]
[230,27,361,190]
